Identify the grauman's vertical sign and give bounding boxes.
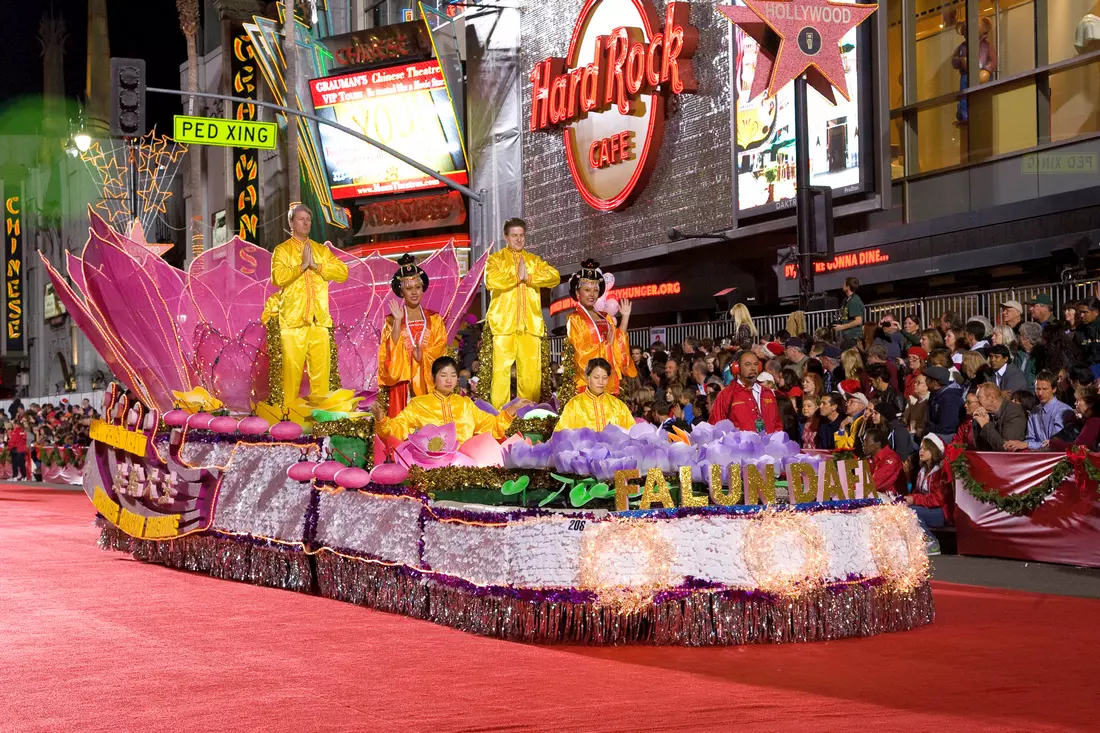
[529,0,698,211]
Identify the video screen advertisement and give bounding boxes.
[732,0,869,216]
[309,59,468,201]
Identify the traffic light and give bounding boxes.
[110,57,146,138]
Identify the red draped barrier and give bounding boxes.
[954,451,1100,567]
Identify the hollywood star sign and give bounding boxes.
[528,0,698,211]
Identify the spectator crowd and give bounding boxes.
[1,398,99,481]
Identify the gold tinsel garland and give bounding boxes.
[266,319,283,406]
[405,465,558,493]
[504,416,559,439]
[328,326,342,391]
[540,334,553,404]
[557,338,577,408]
[474,322,494,402]
[375,385,390,416]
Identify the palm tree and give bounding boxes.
[176,0,203,263]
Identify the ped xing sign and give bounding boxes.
[173,115,278,149]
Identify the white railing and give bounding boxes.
[547,278,1098,360]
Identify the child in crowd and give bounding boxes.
[906,434,953,556]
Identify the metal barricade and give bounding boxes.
[543,278,1098,363]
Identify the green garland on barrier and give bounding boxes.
[950,451,1077,516]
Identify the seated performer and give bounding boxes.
[566,259,635,395]
[271,203,349,406]
[374,357,529,444]
[555,358,636,432]
[378,254,447,417]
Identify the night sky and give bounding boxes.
[0,0,189,133]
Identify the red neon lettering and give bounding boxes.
[604,28,631,114]
[625,41,647,95]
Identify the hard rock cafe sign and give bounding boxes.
[529,0,698,211]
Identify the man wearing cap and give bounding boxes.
[1000,299,1024,335]
[835,381,870,452]
[709,350,783,433]
[1027,295,1054,328]
[987,344,1027,393]
[784,338,809,377]
[924,365,963,441]
[972,382,1027,451]
[819,345,844,393]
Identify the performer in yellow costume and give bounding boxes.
[555,358,636,432]
[485,218,560,408]
[566,259,635,395]
[378,254,447,417]
[374,357,530,443]
[270,203,349,406]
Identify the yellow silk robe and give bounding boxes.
[271,238,349,328]
[566,308,637,395]
[485,248,560,337]
[377,310,448,396]
[555,390,636,432]
[377,391,515,444]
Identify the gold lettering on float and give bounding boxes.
[745,464,776,504]
[822,460,846,502]
[861,459,878,499]
[711,463,742,505]
[842,459,862,500]
[641,467,676,509]
[679,466,709,507]
[614,468,640,511]
[788,462,818,503]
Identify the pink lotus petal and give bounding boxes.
[407,422,458,455]
[455,431,504,468]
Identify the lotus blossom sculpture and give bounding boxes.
[394,423,505,469]
[42,210,488,413]
[505,421,824,482]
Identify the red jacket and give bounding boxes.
[709,380,783,433]
[912,464,954,525]
[871,446,907,495]
[8,426,27,452]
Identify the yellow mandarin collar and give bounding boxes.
[431,390,457,402]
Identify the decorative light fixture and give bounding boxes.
[73,131,92,152]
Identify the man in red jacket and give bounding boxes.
[865,428,907,495]
[709,350,783,433]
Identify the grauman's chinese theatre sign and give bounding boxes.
[529,0,698,211]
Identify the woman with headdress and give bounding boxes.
[566,259,635,395]
[378,254,448,417]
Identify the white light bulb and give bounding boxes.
[74,132,92,152]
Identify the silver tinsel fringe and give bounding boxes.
[97,523,935,645]
[98,521,312,594]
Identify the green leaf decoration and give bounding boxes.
[589,482,611,498]
[550,473,576,486]
[501,474,530,496]
[569,484,592,507]
[538,486,566,507]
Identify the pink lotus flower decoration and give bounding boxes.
[394,423,504,469]
[41,210,488,413]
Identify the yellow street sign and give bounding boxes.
[173,115,278,150]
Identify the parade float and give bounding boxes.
[44,213,934,645]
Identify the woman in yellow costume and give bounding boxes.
[374,356,530,444]
[556,359,636,432]
[378,254,447,417]
[566,259,635,395]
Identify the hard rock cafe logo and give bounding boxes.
[529,0,698,211]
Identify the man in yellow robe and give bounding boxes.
[271,204,349,406]
[378,254,447,417]
[556,358,636,432]
[485,218,560,408]
[374,356,526,444]
[566,259,635,395]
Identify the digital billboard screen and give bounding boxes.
[310,60,468,200]
[733,1,866,216]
